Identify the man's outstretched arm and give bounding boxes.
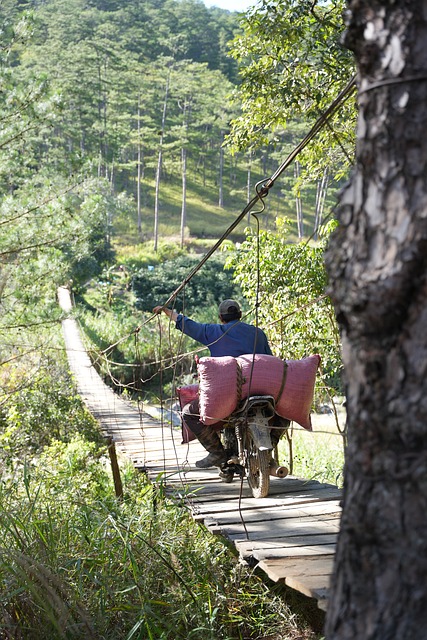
[153,306,178,322]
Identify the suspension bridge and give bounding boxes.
[58,285,342,613]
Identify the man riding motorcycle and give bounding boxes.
[153,299,287,468]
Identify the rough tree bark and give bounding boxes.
[325,2,427,638]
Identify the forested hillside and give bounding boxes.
[0,0,355,343]
[0,0,355,400]
[1,0,341,260]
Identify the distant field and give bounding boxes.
[113,161,340,247]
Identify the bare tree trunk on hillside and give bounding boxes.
[154,70,170,252]
[218,129,224,208]
[181,145,187,247]
[180,99,191,249]
[314,167,329,240]
[294,161,303,239]
[137,93,143,236]
[325,2,427,638]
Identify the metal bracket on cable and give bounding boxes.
[257,179,274,199]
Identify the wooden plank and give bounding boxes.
[166,479,338,502]
[194,500,341,525]
[190,487,341,515]
[253,544,336,559]
[259,556,333,608]
[182,478,340,500]
[287,575,330,607]
[259,555,334,581]
[236,536,337,560]
[206,515,341,541]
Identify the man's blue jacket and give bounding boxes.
[175,315,272,357]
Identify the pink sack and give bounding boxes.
[274,355,320,430]
[177,384,199,444]
[176,384,224,444]
[197,356,242,425]
[197,354,320,430]
[177,383,199,408]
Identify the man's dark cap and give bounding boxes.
[218,299,241,316]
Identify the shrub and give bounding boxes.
[132,255,240,314]
[0,363,102,466]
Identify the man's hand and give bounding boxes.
[152,306,178,322]
[153,306,164,315]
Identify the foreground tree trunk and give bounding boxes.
[325,2,427,638]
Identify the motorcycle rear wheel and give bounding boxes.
[244,431,271,498]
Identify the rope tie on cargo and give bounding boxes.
[236,360,244,405]
[275,360,288,405]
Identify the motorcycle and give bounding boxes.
[218,395,289,499]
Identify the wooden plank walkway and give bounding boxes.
[58,286,341,612]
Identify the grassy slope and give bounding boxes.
[113,153,340,248]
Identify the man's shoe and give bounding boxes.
[195,451,227,469]
[219,469,234,483]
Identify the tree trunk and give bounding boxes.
[180,146,187,248]
[314,167,328,240]
[294,161,303,239]
[218,129,224,208]
[180,99,191,249]
[325,2,427,638]
[154,70,170,252]
[137,93,142,236]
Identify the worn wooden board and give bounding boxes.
[260,555,334,581]
[257,556,334,611]
[206,515,341,541]
[195,500,341,524]
[236,536,337,560]
[190,488,341,515]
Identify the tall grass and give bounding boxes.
[0,351,320,639]
[278,409,346,488]
[287,428,345,487]
[0,434,319,639]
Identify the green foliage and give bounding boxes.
[0,174,116,335]
[76,251,244,394]
[225,218,342,391]
[132,254,241,314]
[15,0,240,194]
[228,0,356,179]
[282,424,345,488]
[0,361,102,465]
[77,301,175,392]
[0,463,316,639]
